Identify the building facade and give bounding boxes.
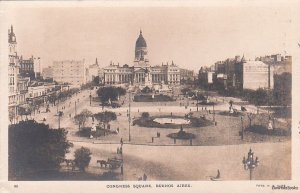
[210,55,274,91]
[42,66,54,80]
[27,82,56,103]
[103,30,180,86]
[19,55,35,80]
[52,59,86,87]
[243,61,274,90]
[86,58,100,83]
[8,25,31,120]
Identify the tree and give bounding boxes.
[247,113,255,127]
[92,76,100,86]
[141,112,150,119]
[9,109,15,124]
[141,86,151,93]
[18,106,31,120]
[94,111,117,125]
[74,109,93,130]
[274,72,291,106]
[74,147,92,171]
[97,86,126,108]
[9,120,73,179]
[81,109,93,117]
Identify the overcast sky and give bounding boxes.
[3,4,294,71]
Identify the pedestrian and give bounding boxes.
[216,169,220,179]
[120,138,123,146]
[117,127,119,133]
[143,173,147,181]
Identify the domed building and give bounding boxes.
[103,30,181,86]
[134,30,149,64]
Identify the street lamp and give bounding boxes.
[128,91,131,142]
[196,90,199,112]
[89,91,92,106]
[58,111,63,129]
[242,148,259,180]
[240,116,244,140]
[75,101,77,116]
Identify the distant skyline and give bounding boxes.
[5,6,293,71]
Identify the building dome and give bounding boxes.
[134,30,148,62]
[135,30,147,48]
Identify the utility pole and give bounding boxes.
[196,91,199,112]
[241,116,244,140]
[128,91,131,142]
[75,101,77,116]
[213,103,215,123]
[57,97,59,113]
[89,91,92,106]
[58,111,62,129]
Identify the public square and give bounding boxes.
[22,86,291,181]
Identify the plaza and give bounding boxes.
[22,85,291,181]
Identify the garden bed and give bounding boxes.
[76,127,118,138]
[245,124,290,136]
[133,115,213,128]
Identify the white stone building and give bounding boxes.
[103,30,180,86]
[243,61,274,90]
[52,59,86,87]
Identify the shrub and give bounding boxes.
[74,147,92,171]
[141,112,150,119]
[94,111,117,123]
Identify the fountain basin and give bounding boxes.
[153,117,190,125]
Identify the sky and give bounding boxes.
[2,4,295,71]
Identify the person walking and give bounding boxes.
[143,173,147,181]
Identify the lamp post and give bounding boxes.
[242,148,259,180]
[196,90,199,112]
[241,116,244,140]
[75,101,77,116]
[58,111,63,129]
[89,91,92,106]
[128,91,131,142]
[213,103,215,123]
